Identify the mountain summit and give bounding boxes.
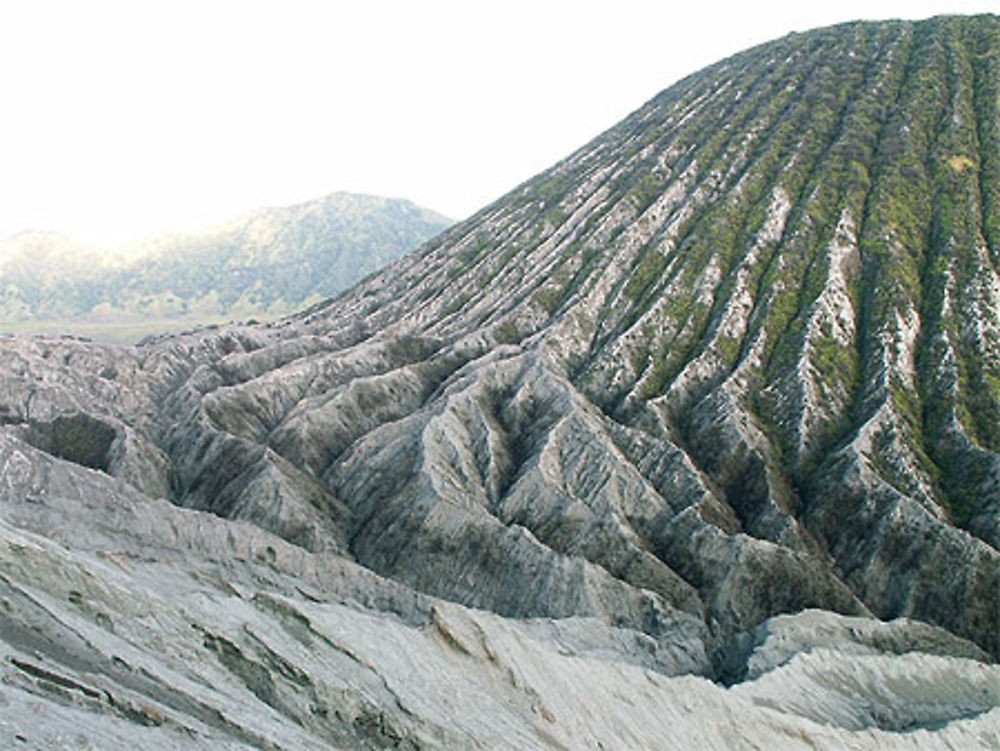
[276,13,1000,655]
[1,15,999,750]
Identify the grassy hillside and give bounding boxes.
[0,192,451,343]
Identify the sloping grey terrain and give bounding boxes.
[1,14,999,750]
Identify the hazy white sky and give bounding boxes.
[2,1,997,245]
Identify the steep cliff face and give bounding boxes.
[1,15,999,749]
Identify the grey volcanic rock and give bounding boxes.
[1,435,999,750]
[719,608,991,682]
[2,14,1000,749]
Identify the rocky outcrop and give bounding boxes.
[1,434,998,749]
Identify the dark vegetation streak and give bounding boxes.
[831,25,921,433]
[610,39,806,343]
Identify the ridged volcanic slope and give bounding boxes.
[286,15,1000,653]
[2,15,999,668]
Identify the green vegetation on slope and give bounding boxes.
[397,16,1000,539]
[0,193,451,343]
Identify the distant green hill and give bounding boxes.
[0,192,451,343]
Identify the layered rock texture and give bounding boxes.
[2,14,1000,750]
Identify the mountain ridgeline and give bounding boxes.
[0,192,452,339]
[1,16,999,750]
